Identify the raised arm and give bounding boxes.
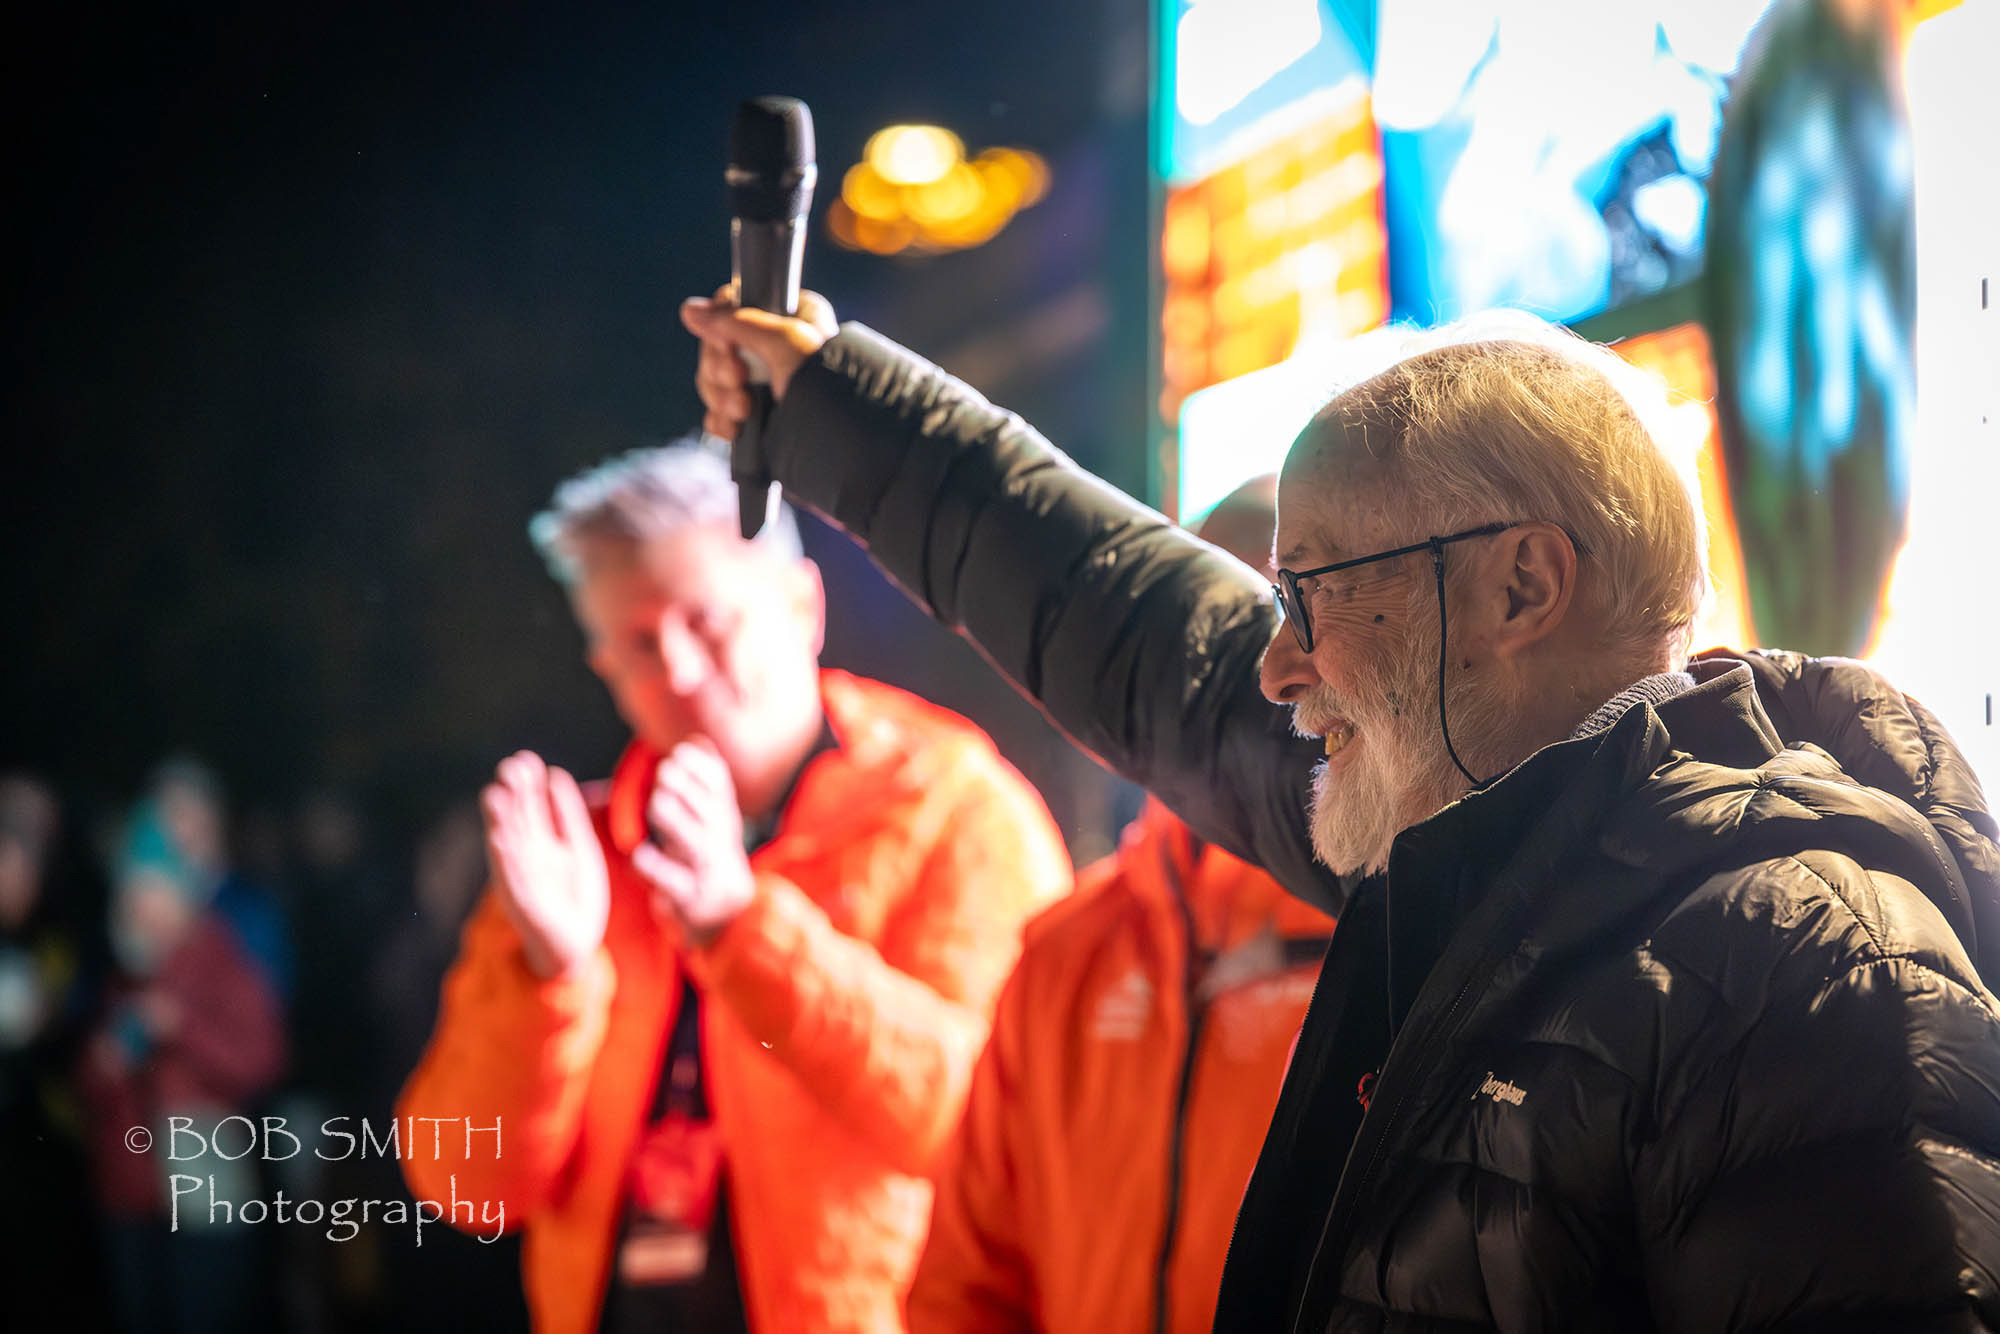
[683,299,1338,911]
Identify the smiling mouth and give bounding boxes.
[1322,720,1356,756]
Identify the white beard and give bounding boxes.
[1298,611,1515,875]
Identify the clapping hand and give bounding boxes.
[480,751,610,979]
[632,738,757,948]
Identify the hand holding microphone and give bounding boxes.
[717,95,825,539]
[682,288,836,441]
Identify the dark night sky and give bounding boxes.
[5,0,1147,849]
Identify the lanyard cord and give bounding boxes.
[1430,539,1494,792]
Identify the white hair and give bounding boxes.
[529,437,803,583]
[1302,311,1709,670]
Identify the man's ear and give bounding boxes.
[1490,523,1578,659]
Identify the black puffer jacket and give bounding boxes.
[758,324,2000,1330]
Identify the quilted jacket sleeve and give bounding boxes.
[396,888,617,1220]
[1636,853,2000,1331]
[760,323,1342,913]
[685,744,1071,1178]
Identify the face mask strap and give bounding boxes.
[1431,539,1492,792]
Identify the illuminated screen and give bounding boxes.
[1160,88,1388,429]
[1163,0,1993,790]
[1375,0,1776,325]
[1704,0,1916,658]
[1856,0,1997,791]
[1157,0,1373,185]
[1608,323,1757,657]
[1178,352,1335,520]
[1157,0,1392,506]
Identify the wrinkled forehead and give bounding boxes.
[1274,419,1401,563]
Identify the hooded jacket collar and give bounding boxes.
[1380,662,1781,1036]
[1378,658,1986,1042]
[1695,648,2000,990]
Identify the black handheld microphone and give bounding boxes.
[726,96,817,540]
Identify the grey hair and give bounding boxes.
[1303,311,1710,670]
[529,437,803,584]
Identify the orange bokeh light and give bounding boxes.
[829,137,1050,256]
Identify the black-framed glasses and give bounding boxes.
[1271,521,1513,654]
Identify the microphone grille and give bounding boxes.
[730,96,815,175]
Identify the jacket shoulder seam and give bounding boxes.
[1826,950,2000,1023]
[1779,851,1890,962]
[1779,853,1988,1008]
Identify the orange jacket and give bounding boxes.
[907,801,1335,1334]
[398,671,1071,1332]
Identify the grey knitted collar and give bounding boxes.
[1569,671,1697,740]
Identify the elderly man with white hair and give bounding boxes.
[682,291,2000,1332]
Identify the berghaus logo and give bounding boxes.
[1473,1071,1526,1106]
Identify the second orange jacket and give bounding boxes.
[907,800,1335,1334]
[398,671,1072,1332]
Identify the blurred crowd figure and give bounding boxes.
[82,786,285,1334]
[0,761,531,1332]
[1,773,106,1329]
[147,760,293,1008]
